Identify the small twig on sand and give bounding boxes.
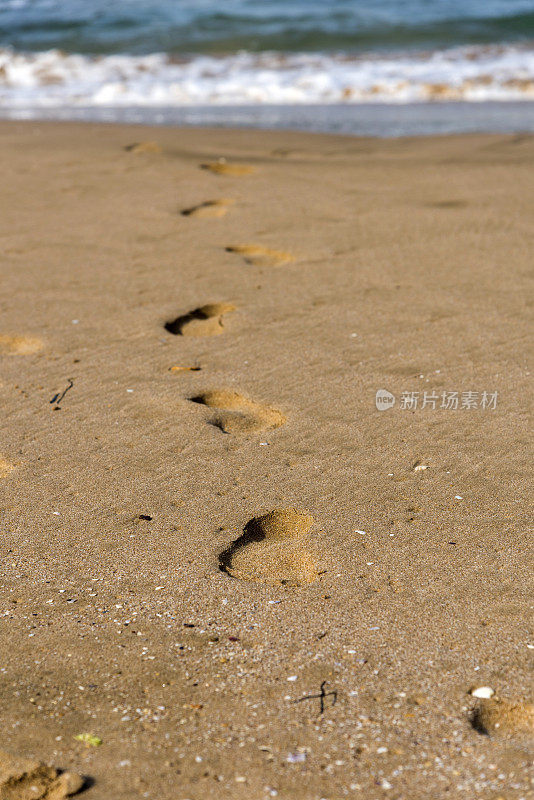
[50,378,74,409]
[293,681,337,715]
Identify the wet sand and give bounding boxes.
[0,121,532,799]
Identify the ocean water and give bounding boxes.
[1,0,534,133]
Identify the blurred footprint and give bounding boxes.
[0,335,43,355]
[124,141,162,154]
[219,508,319,587]
[0,457,14,478]
[165,303,235,337]
[201,161,255,176]
[226,243,295,267]
[181,198,235,218]
[471,696,534,737]
[190,389,285,433]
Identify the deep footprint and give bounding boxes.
[200,161,255,176]
[0,748,85,799]
[181,199,235,218]
[226,244,295,267]
[471,696,534,737]
[190,389,285,433]
[219,508,319,586]
[165,303,235,337]
[0,335,43,355]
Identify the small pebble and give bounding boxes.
[286,752,306,763]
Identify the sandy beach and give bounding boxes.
[0,121,532,799]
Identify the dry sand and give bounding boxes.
[0,121,532,799]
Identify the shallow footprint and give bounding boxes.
[427,199,468,209]
[181,198,235,218]
[124,141,162,154]
[0,457,14,478]
[0,334,43,355]
[471,696,534,738]
[165,303,235,337]
[201,161,255,176]
[226,244,295,267]
[190,389,285,433]
[219,509,319,587]
[0,748,85,799]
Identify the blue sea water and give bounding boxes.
[1,0,534,55]
[1,0,534,133]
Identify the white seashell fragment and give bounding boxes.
[470,686,495,699]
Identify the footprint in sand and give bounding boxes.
[0,335,43,355]
[181,199,235,218]
[219,509,319,587]
[165,303,235,337]
[428,199,468,209]
[124,141,162,154]
[0,749,85,799]
[226,244,295,267]
[0,457,14,478]
[190,389,285,434]
[471,696,534,738]
[201,161,255,176]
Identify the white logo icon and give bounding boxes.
[376,389,395,411]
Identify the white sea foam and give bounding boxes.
[1,44,534,111]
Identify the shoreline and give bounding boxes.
[2,100,534,137]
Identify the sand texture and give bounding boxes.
[0,122,532,799]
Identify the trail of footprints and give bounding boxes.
[172,159,317,586]
[171,160,290,438]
